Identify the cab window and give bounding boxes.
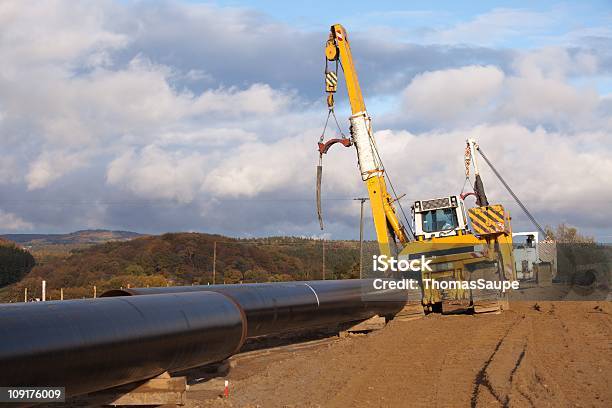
[422,208,458,233]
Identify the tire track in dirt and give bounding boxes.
[470,314,531,408]
[189,301,611,408]
[522,301,612,407]
[470,323,515,407]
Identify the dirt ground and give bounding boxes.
[185,300,611,408]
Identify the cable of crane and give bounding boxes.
[476,146,547,237]
[367,131,415,240]
[322,58,414,240]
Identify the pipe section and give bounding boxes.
[102,279,407,338]
[0,292,246,397]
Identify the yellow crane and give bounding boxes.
[320,24,408,257]
[319,24,516,313]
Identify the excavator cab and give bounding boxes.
[412,195,470,240]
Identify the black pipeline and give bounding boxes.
[102,279,408,338]
[0,291,246,397]
[0,279,406,398]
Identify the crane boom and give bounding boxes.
[320,24,517,314]
[325,24,408,255]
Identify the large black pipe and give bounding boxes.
[0,280,405,398]
[0,292,246,397]
[102,279,407,338]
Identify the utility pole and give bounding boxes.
[212,241,217,284]
[354,197,369,279]
[322,240,326,280]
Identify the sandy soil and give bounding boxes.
[186,301,611,408]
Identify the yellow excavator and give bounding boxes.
[317,24,515,314]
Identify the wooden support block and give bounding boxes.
[441,300,470,314]
[473,300,501,314]
[105,376,187,406]
[340,314,386,336]
[394,302,425,321]
[69,372,188,406]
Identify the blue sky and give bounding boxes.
[0,0,611,240]
[217,1,611,48]
[217,1,608,30]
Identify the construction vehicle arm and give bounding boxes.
[325,24,409,255]
[466,139,489,207]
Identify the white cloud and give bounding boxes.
[512,47,598,79]
[400,52,605,130]
[0,0,127,73]
[191,84,294,117]
[0,210,32,231]
[496,47,601,128]
[403,65,504,123]
[204,134,316,198]
[428,8,553,46]
[498,75,598,127]
[2,53,296,150]
[26,151,86,190]
[106,146,206,203]
[370,124,612,230]
[156,128,258,147]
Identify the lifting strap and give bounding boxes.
[316,161,324,230]
[316,106,351,231]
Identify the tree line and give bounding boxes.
[0,233,362,302]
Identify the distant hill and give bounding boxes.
[0,232,361,302]
[1,229,142,246]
